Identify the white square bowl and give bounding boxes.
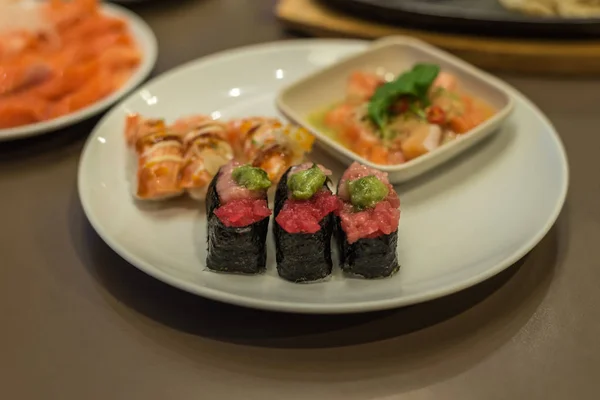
[276,36,514,183]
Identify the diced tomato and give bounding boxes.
[215,198,271,228]
[276,190,340,234]
[426,105,446,125]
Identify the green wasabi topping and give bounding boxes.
[348,175,389,209]
[232,165,271,191]
[287,164,327,200]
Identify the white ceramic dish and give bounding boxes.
[277,36,514,184]
[78,39,568,314]
[0,3,157,142]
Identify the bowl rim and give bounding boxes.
[276,36,515,173]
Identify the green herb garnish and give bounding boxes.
[348,175,389,210]
[368,63,440,133]
[287,164,326,200]
[232,165,271,191]
[409,102,427,120]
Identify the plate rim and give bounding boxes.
[78,39,569,314]
[0,3,158,141]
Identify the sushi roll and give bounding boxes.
[335,162,401,278]
[273,163,340,282]
[206,161,272,274]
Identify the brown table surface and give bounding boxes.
[1,0,598,399]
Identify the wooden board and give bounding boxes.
[276,0,600,75]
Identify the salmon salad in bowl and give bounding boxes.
[310,64,496,165]
[277,37,513,183]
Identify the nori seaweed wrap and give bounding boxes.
[273,164,338,283]
[205,162,271,274]
[335,162,401,279]
[335,217,399,278]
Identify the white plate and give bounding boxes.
[78,40,568,314]
[277,36,514,183]
[0,3,157,141]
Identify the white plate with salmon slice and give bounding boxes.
[78,39,568,314]
[0,1,157,141]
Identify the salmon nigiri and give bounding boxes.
[228,117,315,184]
[173,115,234,199]
[125,114,184,200]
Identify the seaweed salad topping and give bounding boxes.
[287,164,327,200]
[232,165,271,191]
[348,175,389,210]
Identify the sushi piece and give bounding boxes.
[206,161,272,274]
[226,116,281,160]
[335,162,401,278]
[228,117,315,184]
[172,115,234,199]
[273,163,340,283]
[124,113,184,200]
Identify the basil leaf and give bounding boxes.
[368,63,440,133]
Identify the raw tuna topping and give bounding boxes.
[214,198,271,227]
[338,201,400,244]
[276,189,340,234]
